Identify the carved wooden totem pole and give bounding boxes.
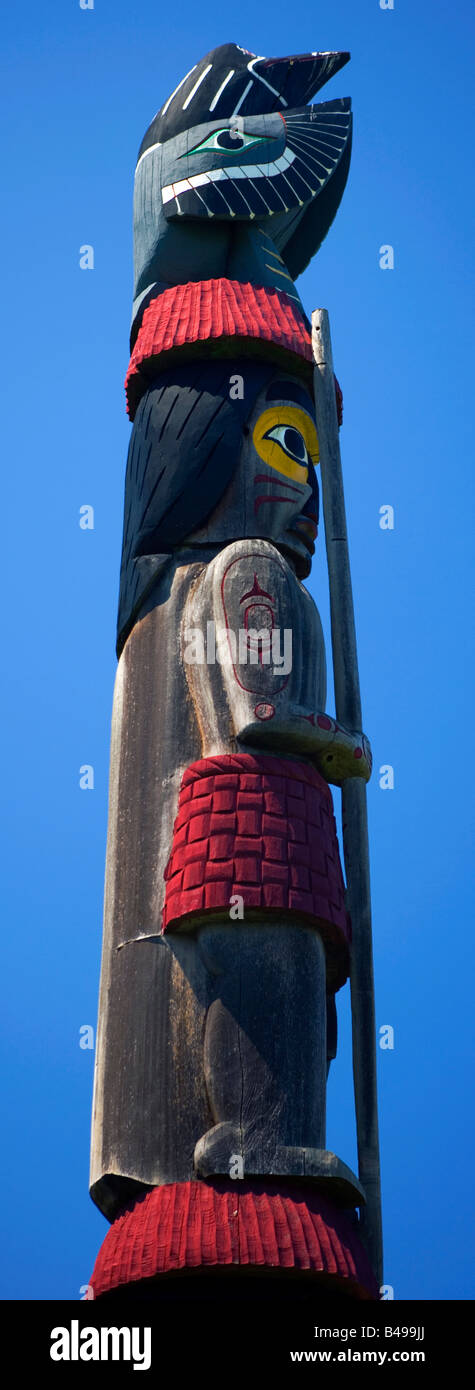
[90,43,382,1302]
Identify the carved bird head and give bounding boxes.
[132,44,352,335]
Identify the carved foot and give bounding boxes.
[194,1128,366,1208]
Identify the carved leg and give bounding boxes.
[195,921,327,1178]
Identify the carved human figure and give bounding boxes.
[90,360,369,1215]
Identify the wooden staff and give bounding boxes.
[312,308,383,1287]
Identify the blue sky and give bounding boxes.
[1,0,474,1300]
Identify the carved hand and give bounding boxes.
[239,709,372,787]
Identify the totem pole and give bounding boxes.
[90,42,382,1301]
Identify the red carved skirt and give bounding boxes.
[163,754,350,981]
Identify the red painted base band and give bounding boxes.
[90,1179,379,1300]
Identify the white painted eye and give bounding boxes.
[263,425,309,465]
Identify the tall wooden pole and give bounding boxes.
[312,308,383,1287]
[89,44,381,1304]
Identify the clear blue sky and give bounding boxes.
[1,0,474,1301]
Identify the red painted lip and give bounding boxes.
[294,516,318,538]
[289,516,318,553]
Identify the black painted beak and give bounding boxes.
[251,51,350,107]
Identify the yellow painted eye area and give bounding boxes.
[253,406,319,483]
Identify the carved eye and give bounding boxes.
[253,405,318,483]
[186,128,267,155]
[263,425,310,466]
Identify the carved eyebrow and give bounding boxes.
[265,381,315,412]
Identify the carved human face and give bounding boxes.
[187,373,319,577]
[249,383,319,568]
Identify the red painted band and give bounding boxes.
[90,1179,379,1300]
[125,279,314,418]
